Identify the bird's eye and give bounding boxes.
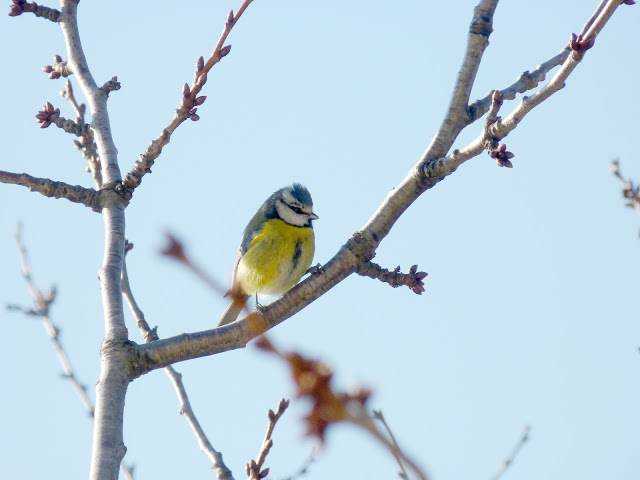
[291,206,303,214]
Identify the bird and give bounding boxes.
[217,183,318,327]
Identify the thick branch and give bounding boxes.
[421,0,498,162]
[59,2,130,480]
[0,170,101,211]
[133,0,629,374]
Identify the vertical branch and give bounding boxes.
[58,2,130,480]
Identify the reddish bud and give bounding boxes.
[194,96,206,106]
[182,83,190,98]
[220,45,232,57]
[226,9,234,25]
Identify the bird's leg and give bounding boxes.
[306,263,323,275]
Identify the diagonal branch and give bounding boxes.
[121,247,233,480]
[131,0,631,375]
[426,0,631,180]
[491,426,531,480]
[121,0,256,198]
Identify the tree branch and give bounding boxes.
[7,224,135,480]
[356,262,428,295]
[611,159,640,235]
[130,0,630,379]
[246,398,290,480]
[0,170,101,211]
[60,79,103,188]
[8,0,60,21]
[57,2,131,480]
[490,426,531,480]
[426,0,630,179]
[121,0,256,198]
[121,248,233,480]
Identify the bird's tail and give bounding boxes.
[217,292,250,327]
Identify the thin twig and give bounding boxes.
[490,426,531,480]
[122,0,256,197]
[277,446,317,480]
[122,246,234,480]
[373,410,409,480]
[355,262,427,294]
[60,79,103,188]
[8,224,135,480]
[611,159,640,235]
[246,398,290,480]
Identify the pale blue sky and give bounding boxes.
[1,1,639,479]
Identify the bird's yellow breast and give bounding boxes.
[236,219,315,296]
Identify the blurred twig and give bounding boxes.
[611,159,640,236]
[7,224,135,480]
[373,410,409,479]
[490,426,531,480]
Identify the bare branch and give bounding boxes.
[121,0,256,198]
[0,170,101,211]
[36,101,92,136]
[7,224,135,480]
[246,398,290,480]
[8,0,60,21]
[58,2,131,479]
[426,0,628,180]
[373,411,409,480]
[134,0,631,379]
[423,0,498,160]
[356,262,428,295]
[490,426,531,480]
[122,246,233,480]
[60,80,103,188]
[611,159,640,235]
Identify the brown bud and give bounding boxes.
[220,45,232,57]
[54,54,62,63]
[196,56,204,73]
[194,96,206,106]
[190,114,200,122]
[226,9,234,25]
[182,83,190,97]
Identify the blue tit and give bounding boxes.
[217,183,318,326]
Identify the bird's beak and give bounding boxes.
[310,212,319,220]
